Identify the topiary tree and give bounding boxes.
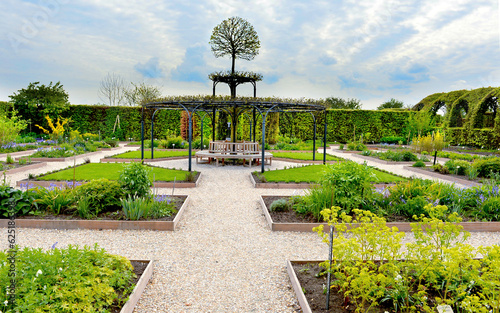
[209,16,261,89]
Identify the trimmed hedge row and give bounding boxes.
[445,127,499,149]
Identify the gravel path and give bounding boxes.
[1,146,500,312]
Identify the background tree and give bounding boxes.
[123,82,162,106]
[9,81,70,132]
[209,16,260,97]
[325,97,362,109]
[98,73,125,106]
[377,98,404,110]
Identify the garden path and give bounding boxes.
[3,145,499,312]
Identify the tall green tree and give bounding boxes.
[325,97,362,109]
[9,81,70,131]
[209,16,261,142]
[124,82,162,106]
[377,98,404,110]
[209,16,260,81]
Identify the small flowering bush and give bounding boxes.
[315,205,500,313]
[120,194,176,220]
[0,244,136,312]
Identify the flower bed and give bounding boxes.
[0,245,153,312]
[287,208,500,312]
[260,195,500,232]
[1,195,189,231]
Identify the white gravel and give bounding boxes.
[1,146,499,312]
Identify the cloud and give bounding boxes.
[171,46,208,83]
[389,64,430,83]
[338,74,366,89]
[134,57,164,79]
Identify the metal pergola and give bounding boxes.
[140,99,328,173]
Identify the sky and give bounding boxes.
[0,0,499,110]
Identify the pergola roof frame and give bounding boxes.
[141,99,327,173]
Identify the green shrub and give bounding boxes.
[475,197,500,221]
[473,158,500,177]
[165,136,184,149]
[269,198,290,212]
[445,159,471,176]
[75,179,124,215]
[433,163,450,174]
[0,185,37,217]
[33,186,75,215]
[104,138,119,147]
[118,162,152,198]
[192,137,210,149]
[412,160,426,167]
[379,135,405,144]
[402,151,418,162]
[346,141,366,151]
[0,244,136,312]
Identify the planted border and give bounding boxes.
[355,154,433,165]
[286,260,322,313]
[404,165,482,187]
[260,195,500,232]
[2,162,47,175]
[121,259,154,313]
[1,196,190,231]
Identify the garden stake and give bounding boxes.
[326,224,334,310]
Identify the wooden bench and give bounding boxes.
[195,151,272,167]
[196,141,271,167]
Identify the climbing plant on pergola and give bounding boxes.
[140,96,327,173]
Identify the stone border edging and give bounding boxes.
[3,162,47,175]
[260,196,500,232]
[121,259,154,313]
[271,158,337,164]
[404,166,481,187]
[1,196,189,231]
[286,260,322,313]
[16,173,201,188]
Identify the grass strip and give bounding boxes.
[38,163,191,181]
[259,164,406,183]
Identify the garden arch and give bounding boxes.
[448,99,469,127]
[141,98,327,173]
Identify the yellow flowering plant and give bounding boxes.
[35,115,69,142]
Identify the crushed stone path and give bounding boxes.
[2,146,500,312]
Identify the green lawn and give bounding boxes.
[111,150,190,159]
[271,152,339,161]
[38,163,192,181]
[259,164,406,183]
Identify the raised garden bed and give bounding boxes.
[15,150,104,162]
[1,195,189,231]
[0,149,38,158]
[404,166,482,187]
[16,162,201,188]
[251,165,405,189]
[1,161,47,174]
[121,259,153,313]
[288,260,400,313]
[355,154,433,165]
[260,195,500,232]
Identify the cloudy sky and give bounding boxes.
[0,0,498,109]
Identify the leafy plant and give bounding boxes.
[269,198,290,212]
[75,179,124,215]
[33,185,75,215]
[35,115,69,142]
[120,195,151,220]
[149,194,177,218]
[5,154,14,164]
[118,162,152,197]
[0,244,136,312]
[0,185,37,217]
[412,160,426,167]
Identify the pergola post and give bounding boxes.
[188,111,193,172]
[140,106,144,161]
[261,114,267,174]
[252,108,256,142]
[212,108,216,141]
[323,110,327,164]
[151,109,158,159]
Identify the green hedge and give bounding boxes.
[445,127,498,148]
[279,110,412,143]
